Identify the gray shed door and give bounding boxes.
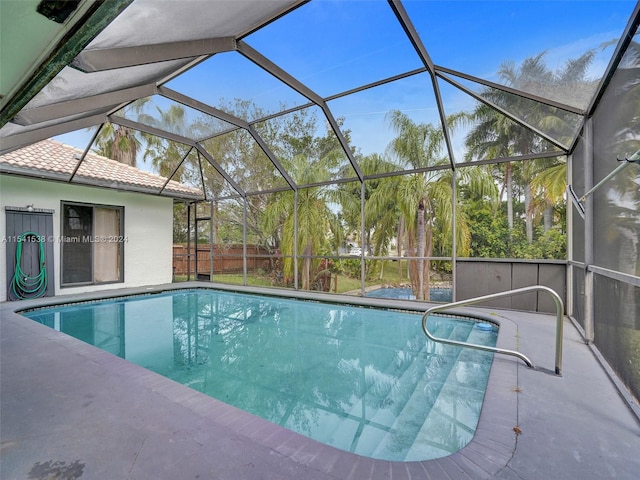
[5,208,55,300]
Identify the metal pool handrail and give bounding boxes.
[421,285,564,376]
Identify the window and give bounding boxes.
[61,202,124,286]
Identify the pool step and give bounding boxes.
[320,329,429,454]
[313,320,488,460]
[351,347,432,457]
[342,323,469,459]
[403,325,496,461]
[368,323,483,460]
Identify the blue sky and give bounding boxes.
[55,0,637,169]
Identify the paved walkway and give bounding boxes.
[1,283,639,479]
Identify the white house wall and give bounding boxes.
[0,175,174,302]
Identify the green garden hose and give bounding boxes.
[9,231,48,300]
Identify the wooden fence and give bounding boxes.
[173,244,272,276]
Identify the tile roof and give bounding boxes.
[0,139,203,199]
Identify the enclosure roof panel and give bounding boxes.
[0,0,302,150]
[83,0,297,50]
[0,0,637,184]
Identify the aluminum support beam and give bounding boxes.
[452,169,457,301]
[246,125,298,190]
[159,86,298,190]
[237,41,324,106]
[588,265,640,288]
[585,2,640,117]
[196,152,208,200]
[435,65,585,115]
[430,75,458,168]
[360,182,366,295]
[71,37,237,72]
[195,144,246,198]
[294,189,299,289]
[387,0,435,73]
[320,104,364,182]
[159,86,248,129]
[69,124,104,182]
[438,72,570,153]
[108,115,196,146]
[454,151,563,169]
[12,84,158,126]
[243,198,248,285]
[238,41,363,182]
[0,113,107,155]
[583,118,594,343]
[566,152,575,317]
[158,147,199,197]
[387,0,456,169]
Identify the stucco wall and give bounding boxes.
[1,175,174,302]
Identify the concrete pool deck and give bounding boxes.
[1,282,639,479]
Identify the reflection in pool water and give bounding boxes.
[366,287,453,302]
[23,288,495,461]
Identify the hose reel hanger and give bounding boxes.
[9,231,48,300]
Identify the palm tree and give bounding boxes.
[466,50,597,244]
[332,153,399,254]
[371,110,496,300]
[93,98,151,167]
[529,159,567,231]
[94,123,140,167]
[361,154,403,257]
[465,104,522,237]
[262,155,335,289]
[386,111,443,300]
[143,103,192,176]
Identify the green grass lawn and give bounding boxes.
[173,259,437,294]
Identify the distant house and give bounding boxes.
[0,139,202,302]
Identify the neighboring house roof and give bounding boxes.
[0,139,203,200]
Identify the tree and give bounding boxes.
[93,98,151,167]
[530,160,566,231]
[259,109,348,289]
[143,103,192,176]
[370,111,496,300]
[262,157,335,289]
[465,50,597,246]
[94,124,140,167]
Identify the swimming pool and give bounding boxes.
[22,288,497,461]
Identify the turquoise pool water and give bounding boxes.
[22,289,497,461]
